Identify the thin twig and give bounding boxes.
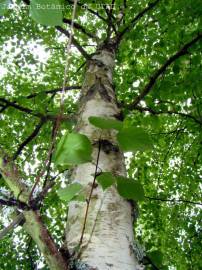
[0,198,29,209]
[0,97,70,121]
[116,0,161,44]
[0,213,24,240]
[134,106,202,125]
[79,139,102,246]
[67,0,108,23]
[0,97,41,117]
[144,256,160,270]
[156,123,182,187]
[56,26,90,60]
[27,238,36,270]
[43,121,57,188]
[26,85,82,99]
[128,33,202,108]
[145,196,202,206]
[30,176,57,209]
[63,18,97,40]
[29,0,79,202]
[76,61,86,73]
[12,118,46,161]
[0,104,8,113]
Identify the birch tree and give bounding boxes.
[0,0,202,269]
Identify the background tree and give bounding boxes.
[0,0,202,269]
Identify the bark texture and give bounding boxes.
[0,153,68,270]
[65,47,143,270]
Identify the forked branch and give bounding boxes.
[0,150,68,270]
[63,18,98,40]
[56,26,90,59]
[12,118,46,161]
[145,196,202,206]
[134,106,202,125]
[26,85,82,99]
[116,0,161,44]
[128,32,202,108]
[66,0,108,23]
[0,213,24,240]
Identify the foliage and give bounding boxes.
[96,172,116,190]
[96,172,145,201]
[57,182,84,202]
[0,0,201,269]
[53,132,92,166]
[30,0,63,26]
[89,116,123,131]
[117,127,153,151]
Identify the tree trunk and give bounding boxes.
[65,45,143,270]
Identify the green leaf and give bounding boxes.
[53,132,92,166]
[117,127,153,152]
[89,116,123,131]
[96,172,115,190]
[0,0,9,16]
[56,164,69,173]
[30,0,63,26]
[72,193,86,202]
[57,183,83,202]
[148,250,163,266]
[173,63,180,74]
[141,115,160,130]
[116,176,145,201]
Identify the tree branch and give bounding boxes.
[56,26,90,59]
[128,32,202,108]
[105,1,117,40]
[0,213,24,240]
[12,118,46,161]
[0,97,38,116]
[116,0,161,44]
[144,255,160,270]
[42,121,56,189]
[145,196,202,206]
[134,105,202,125]
[66,0,108,23]
[0,150,68,270]
[0,103,9,113]
[32,176,56,209]
[26,85,82,99]
[0,97,71,121]
[22,0,30,4]
[0,198,29,209]
[27,238,37,270]
[63,18,97,40]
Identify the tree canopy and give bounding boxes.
[0,0,201,269]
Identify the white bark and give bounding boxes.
[65,48,143,270]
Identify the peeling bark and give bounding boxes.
[65,48,143,270]
[0,45,143,270]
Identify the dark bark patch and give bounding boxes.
[106,263,114,267]
[83,79,112,103]
[88,58,105,68]
[113,112,124,121]
[98,40,117,53]
[70,260,98,270]
[128,200,139,224]
[101,140,119,154]
[59,246,72,262]
[94,140,119,154]
[97,79,112,102]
